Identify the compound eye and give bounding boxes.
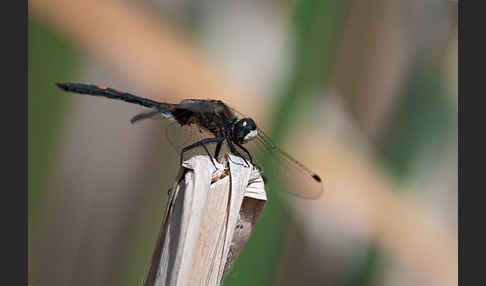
[242,118,256,130]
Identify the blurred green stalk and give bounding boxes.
[28,16,78,250]
[223,1,351,285]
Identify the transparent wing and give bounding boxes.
[131,108,229,163]
[227,107,324,199]
[240,129,324,199]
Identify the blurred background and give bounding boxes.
[28,0,458,285]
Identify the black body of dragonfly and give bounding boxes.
[56,82,323,199]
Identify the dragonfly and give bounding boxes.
[56,82,324,199]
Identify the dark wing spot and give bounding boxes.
[312,174,322,182]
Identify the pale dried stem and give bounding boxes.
[144,155,266,286]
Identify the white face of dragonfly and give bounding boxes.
[244,129,258,142]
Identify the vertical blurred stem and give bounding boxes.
[377,61,454,181]
[278,1,455,286]
[223,1,351,286]
[272,0,351,141]
[346,51,456,286]
[343,3,457,286]
[271,0,352,283]
[28,15,77,262]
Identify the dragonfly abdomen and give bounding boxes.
[56,82,166,109]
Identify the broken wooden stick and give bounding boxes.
[143,154,266,286]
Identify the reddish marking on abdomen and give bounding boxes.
[98,85,106,90]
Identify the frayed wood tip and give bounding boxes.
[144,154,266,286]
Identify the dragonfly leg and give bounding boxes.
[226,138,250,167]
[235,142,253,165]
[214,141,223,161]
[181,137,222,169]
[214,127,225,161]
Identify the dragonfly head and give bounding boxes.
[232,118,258,144]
